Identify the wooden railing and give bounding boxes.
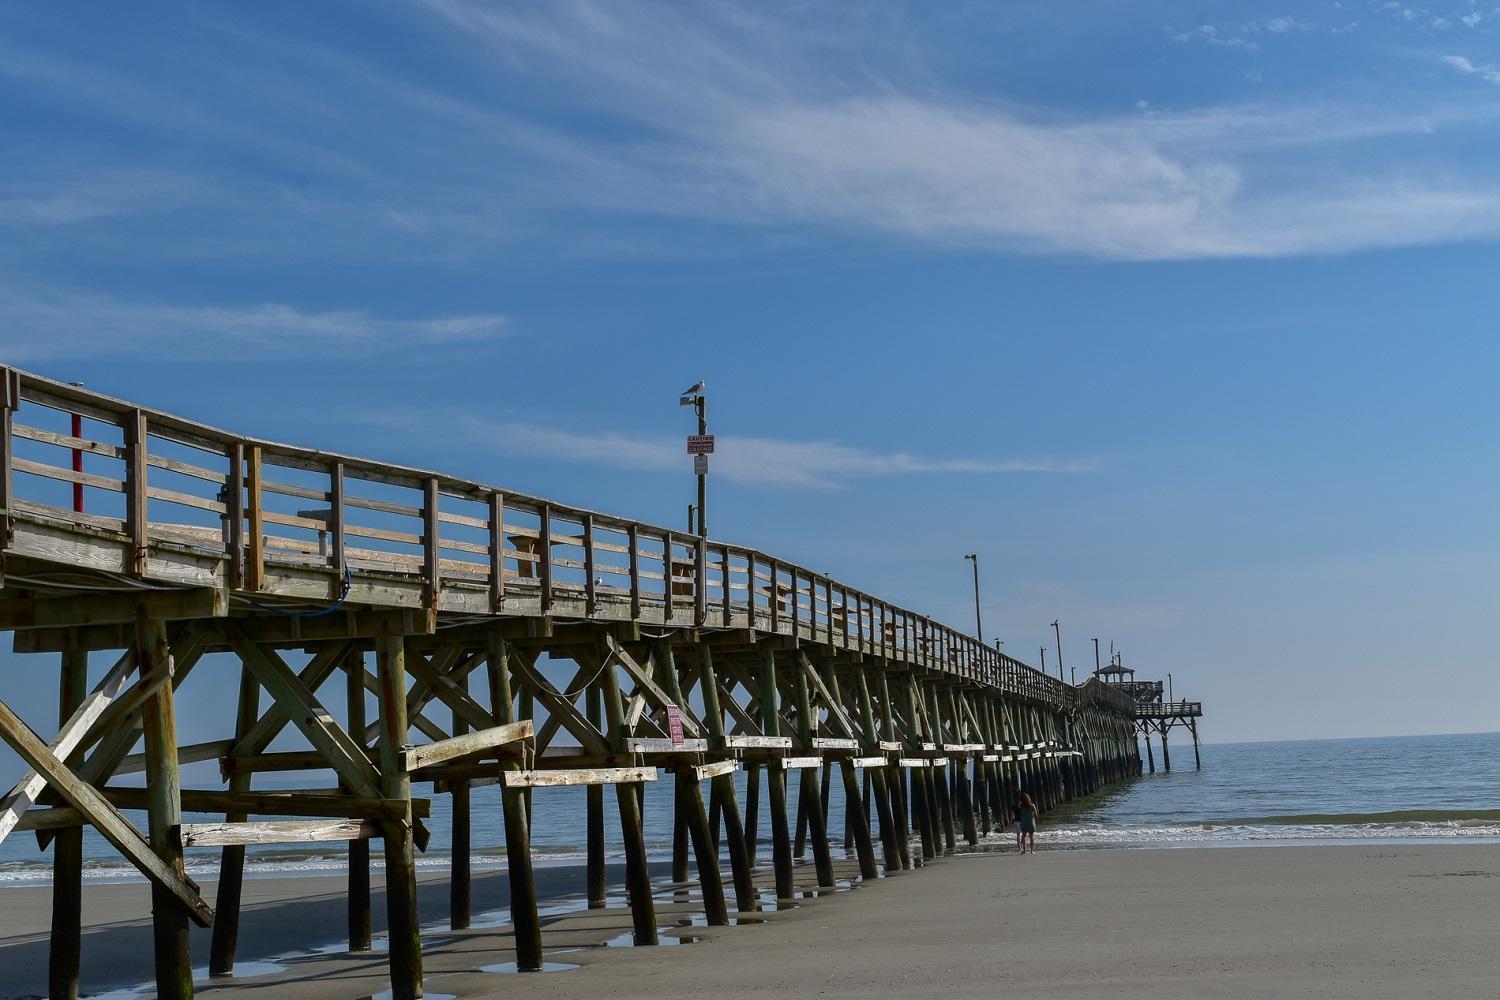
[0,367,1090,709]
[1137,701,1204,717]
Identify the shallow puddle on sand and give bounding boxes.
[85,959,289,999]
[478,960,582,973]
[603,929,702,948]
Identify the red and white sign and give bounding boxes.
[686,434,715,454]
[666,704,685,746]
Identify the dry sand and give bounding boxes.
[4,844,1497,999]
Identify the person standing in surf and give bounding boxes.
[1013,791,1039,854]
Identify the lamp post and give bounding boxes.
[1168,672,1174,705]
[1050,619,1064,685]
[1092,637,1101,676]
[963,554,982,641]
[679,381,707,536]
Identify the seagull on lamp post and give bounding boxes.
[679,380,705,405]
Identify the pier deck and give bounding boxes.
[0,367,1150,999]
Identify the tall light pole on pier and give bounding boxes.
[1092,637,1101,677]
[963,554,982,641]
[1168,672,1174,704]
[680,381,708,536]
[1051,619,1065,685]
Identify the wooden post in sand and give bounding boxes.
[346,651,372,952]
[48,643,88,1000]
[760,649,796,900]
[489,633,543,971]
[656,640,728,925]
[792,650,836,888]
[599,644,657,944]
[138,616,193,1000]
[375,632,422,1000]
[696,645,757,913]
[585,683,606,908]
[209,662,260,975]
[449,668,472,930]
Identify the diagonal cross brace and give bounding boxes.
[603,635,703,737]
[230,641,352,759]
[798,652,859,740]
[0,695,214,926]
[0,649,139,846]
[220,623,383,801]
[402,644,495,735]
[509,651,610,754]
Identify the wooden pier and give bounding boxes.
[0,367,1155,998]
[1093,655,1204,772]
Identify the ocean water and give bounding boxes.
[3,732,1496,886]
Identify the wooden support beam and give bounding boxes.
[602,635,704,737]
[210,661,258,977]
[401,644,495,736]
[600,645,657,945]
[14,608,437,655]
[228,640,352,761]
[686,759,740,781]
[49,643,88,1000]
[508,651,610,755]
[501,767,656,788]
[375,631,422,1000]
[180,820,380,848]
[0,649,140,846]
[23,789,423,829]
[401,721,533,772]
[137,616,197,1000]
[488,632,543,970]
[759,648,796,901]
[0,589,225,630]
[220,625,383,801]
[346,650,372,953]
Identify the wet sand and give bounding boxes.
[3,844,1497,999]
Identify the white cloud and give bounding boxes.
[412,1,1500,261]
[0,288,507,361]
[453,417,1094,489]
[1442,54,1500,85]
[1461,13,1482,28]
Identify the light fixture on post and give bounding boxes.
[679,380,708,537]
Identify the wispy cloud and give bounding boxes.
[1442,54,1500,85]
[409,1,1500,261]
[0,287,507,361]
[6,3,1500,266]
[453,417,1094,489]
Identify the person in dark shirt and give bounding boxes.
[1012,791,1039,854]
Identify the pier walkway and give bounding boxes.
[0,367,1148,999]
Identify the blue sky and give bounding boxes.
[3,1,1500,743]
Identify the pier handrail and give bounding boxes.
[1137,701,1204,717]
[0,367,1082,706]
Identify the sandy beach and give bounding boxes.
[4,843,1498,999]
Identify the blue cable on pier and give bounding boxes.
[244,565,352,618]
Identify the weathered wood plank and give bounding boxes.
[179,820,381,848]
[501,767,657,788]
[0,590,224,630]
[401,720,533,772]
